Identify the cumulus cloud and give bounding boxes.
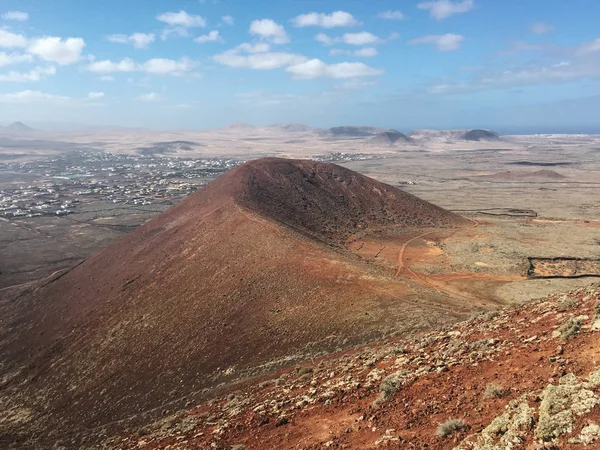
[27,37,85,65]
[342,32,381,45]
[88,58,137,73]
[316,31,386,46]
[0,29,28,48]
[286,59,383,79]
[237,42,271,53]
[214,46,306,70]
[530,23,554,35]
[354,47,378,57]
[156,10,206,28]
[87,57,195,76]
[574,38,600,57]
[409,33,464,51]
[194,30,222,44]
[0,90,69,103]
[142,57,195,75]
[136,92,164,102]
[249,19,290,44]
[0,52,33,67]
[107,33,155,49]
[1,11,29,21]
[0,66,56,82]
[329,48,378,57]
[157,10,206,39]
[291,11,360,28]
[417,0,474,20]
[377,11,405,20]
[87,92,105,100]
[222,15,234,26]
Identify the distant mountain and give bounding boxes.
[408,129,467,142]
[368,130,414,147]
[462,129,501,141]
[407,129,502,143]
[322,126,381,138]
[272,123,315,133]
[0,122,35,135]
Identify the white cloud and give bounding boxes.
[329,48,378,57]
[158,10,206,39]
[107,33,155,49]
[0,90,69,103]
[237,42,271,53]
[286,59,383,79]
[194,30,222,43]
[342,32,381,45]
[0,52,33,67]
[575,38,600,57]
[530,23,554,35]
[88,58,137,73]
[0,29,28,48]
[0,66,56,82]
[409,33,464,51]
[377,11,405,20]
[1,11,29,21]
[316,32,386,46]
[291,11,360,28]
[315,33,334,45]
[99,75,114,81]
[87,92,105,100]
[354,47,378,57]
[142,57,195,75]
[27,37,85,65]
[156,10,206,28]
[214,47,306,70]
[137,92,163,102]
[249,19,290,44]
[417,0,474,20]
[87,57,194,76]
[222,15,234,26]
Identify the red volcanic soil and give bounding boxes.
[0,158,472,447]
[114,284,600,450]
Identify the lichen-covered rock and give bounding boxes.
[454,395,535,450]
[535,372,600,441]
[572,423,600,445]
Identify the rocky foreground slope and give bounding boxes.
[105,284,600,450]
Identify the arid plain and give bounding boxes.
[2,124,599,301]
[1,124,599,448]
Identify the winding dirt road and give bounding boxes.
[394,219,489,307]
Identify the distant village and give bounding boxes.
[0,150,242,219]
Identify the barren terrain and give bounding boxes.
[1,125,599,448]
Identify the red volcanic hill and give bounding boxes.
[0,158,471,447]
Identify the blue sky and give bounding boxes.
[1,0,600,131]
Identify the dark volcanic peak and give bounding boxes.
[324,126,379,137]
[2,121,35,134]
[462,129,501,141]
[369,130,414,146]
[277,123,314,132]
[223,158,469,242]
